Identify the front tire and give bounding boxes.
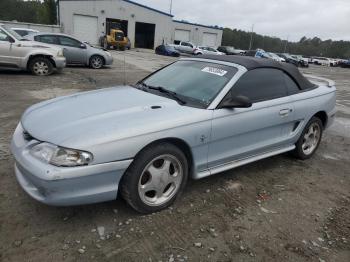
[120,143,188,213]
[89,55,104,69]
[293,117,323,160]
[29,57,53,76]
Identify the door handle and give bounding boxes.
[279,109,291,116]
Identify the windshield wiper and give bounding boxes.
[147,85,186,105]
[136,82,186,105]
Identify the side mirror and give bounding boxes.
[8,37,15,43]
[80,43,87,49]
[219,95,252,109]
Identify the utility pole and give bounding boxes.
[283,35,289,53]
[248,24,254,50]
[170,0,173,15]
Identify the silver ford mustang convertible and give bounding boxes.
[11,55,336,213]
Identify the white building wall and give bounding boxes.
[0,20,61,33]
[172,21,223,48]
[59,0,223,48]
[59,0,173,47]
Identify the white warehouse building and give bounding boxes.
[58,0,223,49]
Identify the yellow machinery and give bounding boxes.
[101,29,130,51]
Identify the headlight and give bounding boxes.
[30,143,93,167]
[57,50,64,57]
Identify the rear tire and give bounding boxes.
[292,117,323,160]
[120,143,189,213]
[29,57,53,76]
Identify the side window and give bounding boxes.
[58,36,81,47]
[35,35,57,44]
[0,29,9,41]
[14,30,27,37]
[230,68,287,103]
[284,73,300,95]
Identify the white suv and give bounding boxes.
[0,24,66,76]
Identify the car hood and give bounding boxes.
[21,86,209,148]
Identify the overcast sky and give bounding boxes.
[134,0,350,42]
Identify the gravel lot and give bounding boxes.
[0,50,349,262]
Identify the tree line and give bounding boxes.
[222,28,350,59]
[0,0,57,25]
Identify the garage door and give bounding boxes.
[174,29,190,42]
[73,15,98,44]
[202,32,217,47]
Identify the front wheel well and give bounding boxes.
[27,55,56,69]
[136,138,194,177]
[313,111,328,129]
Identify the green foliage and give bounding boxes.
[222,28,350,59]
[0,0,57,25]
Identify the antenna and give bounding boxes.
[170,0,173,15]
[283,35,289,53]
[123,54,126,85]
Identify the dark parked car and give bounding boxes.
[155,45,180,57]
[340,59,350,68]
[277,53,300,67]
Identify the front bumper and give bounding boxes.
[104,54,113,65]
[11,123,132,206]
[53,56,66,69]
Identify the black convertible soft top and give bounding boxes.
[198,55,315,90]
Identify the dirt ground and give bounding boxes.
[0,51,349,262]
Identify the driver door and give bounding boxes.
[207,68,295,168]
[0,28,16,67]
[57,36,87,64]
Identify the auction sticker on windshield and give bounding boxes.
[201,67,227,76]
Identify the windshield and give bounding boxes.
[142,60,237,107]
[3,25,23,40]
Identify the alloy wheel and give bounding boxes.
[33,61,49,75]
[138,154,183,206]
[302,122,321,155]
[91,56,103,69]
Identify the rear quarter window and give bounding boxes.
[284,73,300,95]
[230,68,288,103]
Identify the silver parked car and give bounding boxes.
[193,46,224,55]
[12,27,39,37]
[0,24,66,75]
[11,55,336,213]
[26,33,113,69]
